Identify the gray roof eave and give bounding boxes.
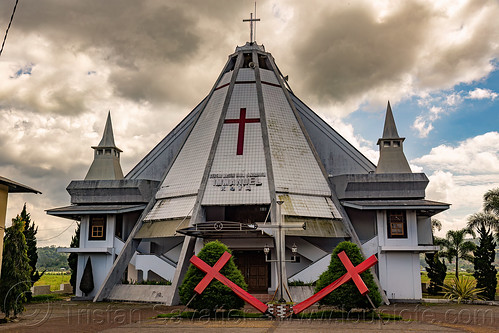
[46,204,146,220]
[341,199,450,211]
[0,176,41,194]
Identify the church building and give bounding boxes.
[51,37,448,304]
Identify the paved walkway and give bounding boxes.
[0,301,497,332]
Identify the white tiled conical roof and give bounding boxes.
[145,42,339,222]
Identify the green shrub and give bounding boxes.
[315,241,382,311]
[179,241,247,311]
[288,280,315,286]
[0,215,31,318]
[79,257,94,296]
[442,276,485,303]
[425,252,447,295]
[472,223,497,300]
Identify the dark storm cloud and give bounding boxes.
[290,2,432,103]
[287,0,499,107]
[3,1,202,63]
[0,0,247,113]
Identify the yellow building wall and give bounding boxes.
[0,184,9,277]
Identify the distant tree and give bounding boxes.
[36,246,70,271]
[79,257,94,297]
[179,241,247,312]
[0,215,31,318]
[467,212,498,300]
[424,252,447,295]
[315,241,382,311]
[68,222,80,292]
[20,204,44,293]
[439,228,476,279]
[431,219,442,233]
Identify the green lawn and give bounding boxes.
[34,272,71,291]
[421,271,499,295]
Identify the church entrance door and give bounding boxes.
[233,250,269,293]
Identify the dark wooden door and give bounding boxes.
[233,251,268,292]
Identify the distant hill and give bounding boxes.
[37,246,69,271]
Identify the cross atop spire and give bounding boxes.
[243,3,260,43]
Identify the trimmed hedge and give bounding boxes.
[315,241,382,311]
[179,241,247,311]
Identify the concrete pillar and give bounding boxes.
[0,185,8,278]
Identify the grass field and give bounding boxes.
[421,271,499,295]
[34,272,71,291]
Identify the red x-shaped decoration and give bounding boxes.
[293,251,378,314]
[190,252,268,313]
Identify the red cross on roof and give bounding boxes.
[224,108,260,155]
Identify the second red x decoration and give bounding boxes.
[190,250,378,315]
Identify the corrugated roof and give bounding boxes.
[284,216,348,238]
[278,193,341,219]
[144,196,197,222]
[135,218,190,239]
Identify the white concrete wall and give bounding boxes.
[76,253,113,297]
[127,262,142,283]
[417,216,433,245]
[75,214,115,297]
[377,210,418,248]
[134,254,176,281]
[80,215,115,249]
[376,210,423,300]
[379,251,422,299]
[108,285,173,303]
[288,254,330,284]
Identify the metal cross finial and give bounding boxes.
[243,4,260,43]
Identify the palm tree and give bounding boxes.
[467,212,497,233]
[439,228,476,278]
[483,188,499,239]
[483,188,499,216]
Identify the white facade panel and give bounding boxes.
[203,83,270,205]
[225,84,260,119]
[263,85,331,196]
[144,195,197,221]
[260,69,279,84]
[156,86,228,199]
[237,68,255,81]
[217,71,233,88]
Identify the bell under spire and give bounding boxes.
[376,102,411,174]
[84,112,124,180]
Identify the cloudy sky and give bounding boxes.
[0,0,498,246]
